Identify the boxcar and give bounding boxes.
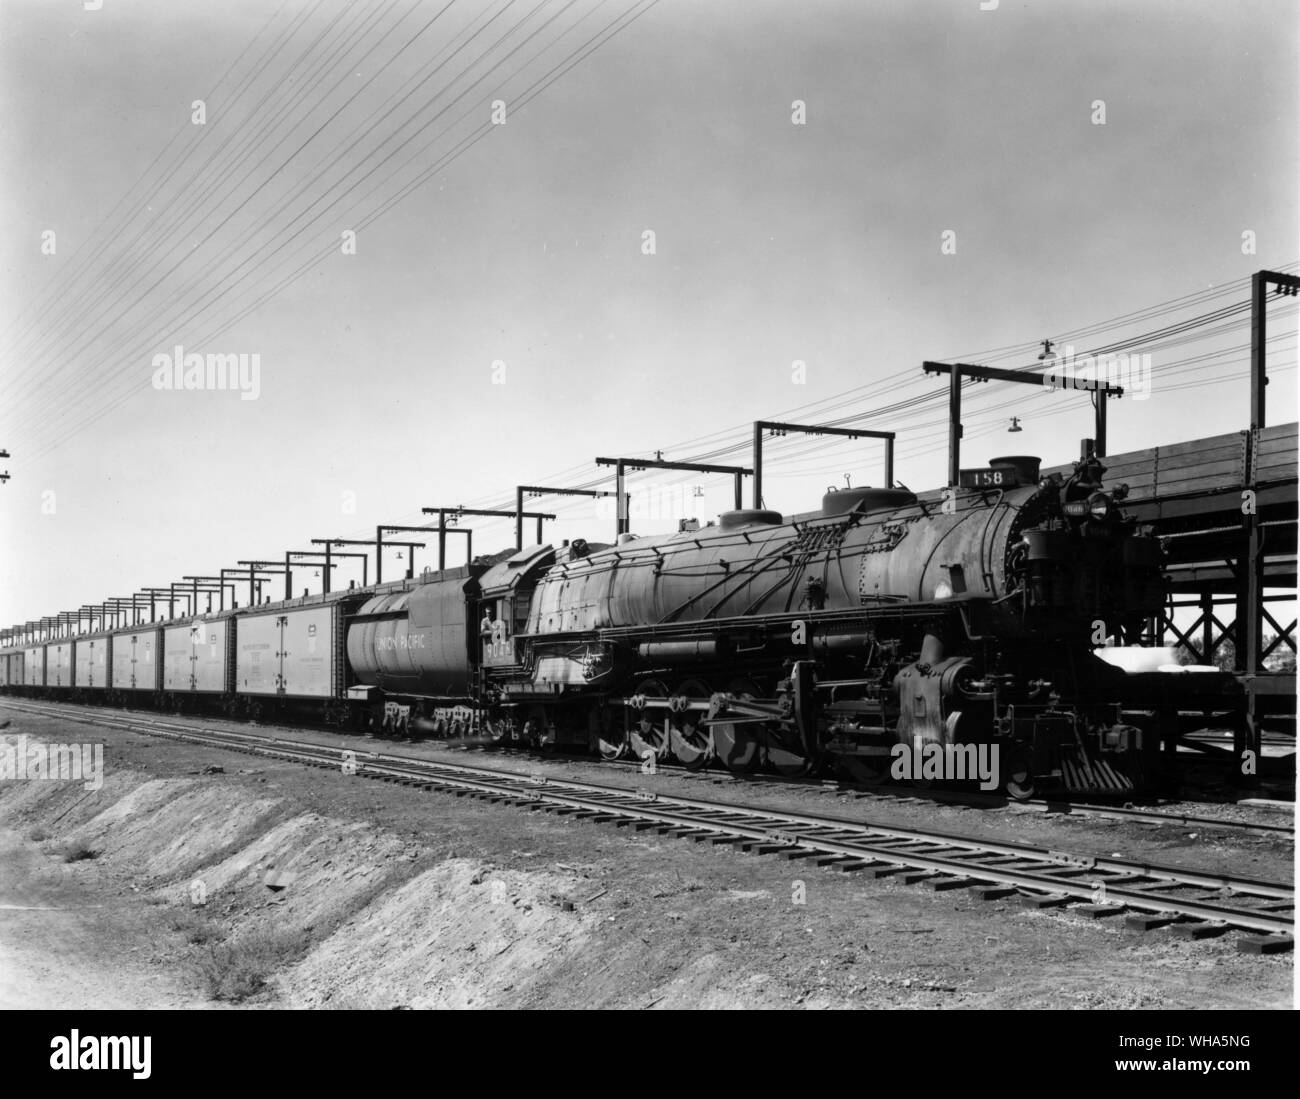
[163,615,234,695]
[73,633,112,691]
[235,599,346,699]
[23,646,45,687]
[111,626,163,693]
[47,641,74,688]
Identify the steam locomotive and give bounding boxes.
[1,452,1173,798]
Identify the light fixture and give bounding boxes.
[1008,417,1023,433]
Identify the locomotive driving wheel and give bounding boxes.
[628,679,671,763]
[764,679,820,777]
[591,703,627,761]
[710,677,763,774]
[764,722,816,777]
[667,678,713,771]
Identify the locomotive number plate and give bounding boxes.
[958,467,1017,489]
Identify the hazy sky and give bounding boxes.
[1,0,1296,627]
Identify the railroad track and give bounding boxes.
[600,752,1296,837]
[6,696,1292,837]
[1,699,1294,951]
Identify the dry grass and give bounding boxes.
[167,907,223,946]
[61,842,99,862]
[198,928,312,1002]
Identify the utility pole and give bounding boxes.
[309,541,374,590]
[420,507,556,565]
[1250,269,1300,432]
[1238,269,1300,759]
[752,421,896,509]
[373,528,430,583]
[513,487,613,551]
[182,577,236,611]
[922,360,1123,484]
[236,562,287,607]
[594,456,751,538]
[285,551,339,596]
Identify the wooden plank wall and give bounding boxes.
[1043,423,1296,502]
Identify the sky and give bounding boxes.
[0,0,1297,626]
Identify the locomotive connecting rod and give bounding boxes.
[752,421,896,509]
[594,457,752,538]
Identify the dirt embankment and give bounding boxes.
[0,713,1292,1010]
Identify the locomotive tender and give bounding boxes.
[2,451,1174,797]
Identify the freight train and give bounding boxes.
[2,451,1203,798]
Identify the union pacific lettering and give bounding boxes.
[375,634,426,652]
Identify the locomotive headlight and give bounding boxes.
[1088,492,1111,520]
[934,580,953,600]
